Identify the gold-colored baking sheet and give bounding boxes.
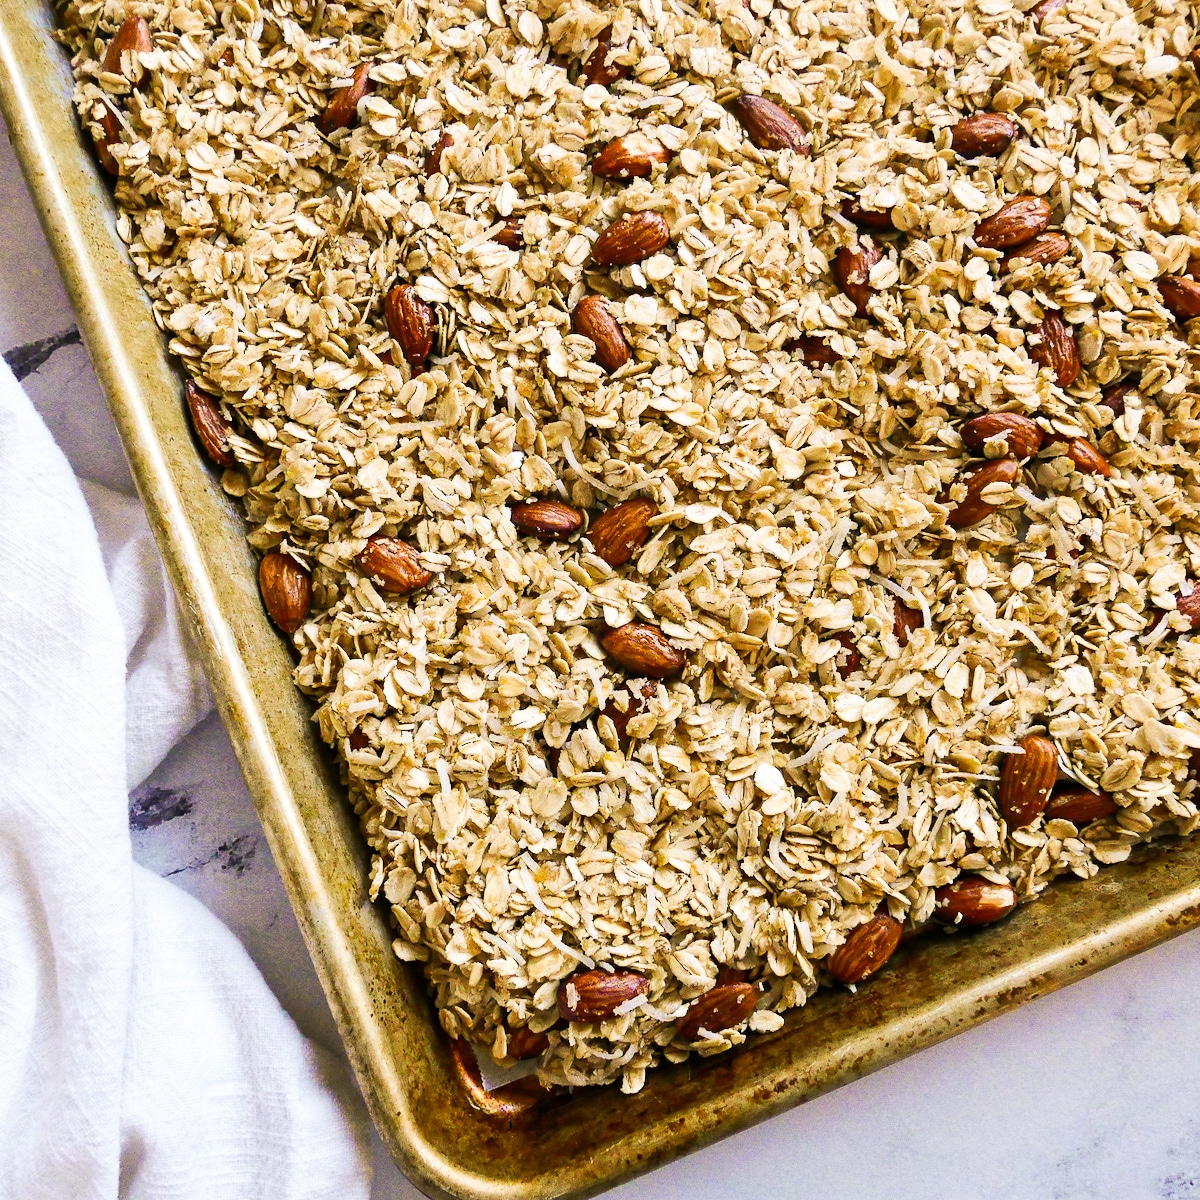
[4,6,1200,1197]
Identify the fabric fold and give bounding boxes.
[0,357,371,1199]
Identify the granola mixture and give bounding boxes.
[60,0,1200,1092]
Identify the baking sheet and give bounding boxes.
[5,5,1200,1197]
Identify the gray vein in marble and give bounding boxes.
[162,833,258,878]
[4,326,80,381]
[128,784,194,831]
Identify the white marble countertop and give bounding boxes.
[4,111,1200,1200]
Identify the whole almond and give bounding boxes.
[946,457,1021,528]
[510,499,584,540]
[1064,438,1111,477]
[591,211,670,267]
[934,876,1018,926]
[1030,0,1066,25]
[894,601,923,648]
[1000,733,1057,828]
[1159,275,1200,322]
[592,131,672,180]
[840,198,895,231]
[788,335,842,368]
[999,232,1070,274]
[505,1026,549,1060]
[951,112,1017,158]
[834,239,882,317]
[960,412,1044,460]
[318,61,373,134]
[185,380,235,468]
[973,196,1052,249]
[828,913,903,985]
[357,536,433,596]
[600,623,686,678]
[1045,785,1117,824]
[581,28,630,87]
[558,968,648,1021]
[94,102,122,176]
[727,95,810,154]
[1029,312,1080,387]
[676,983,759,1040]
[833,630,861,678]
[599,679,658,743]
[102,16,153,84]
[385,284,435,370]
[1173,588,1200,630]
[259,553,311,634]
[573,296,630,373]
[423,131,452,176]
[589,497,657,566]
[493,217,523,249]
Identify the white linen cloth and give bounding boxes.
[0,357,373,1198]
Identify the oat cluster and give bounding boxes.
[61,0,1200,1092]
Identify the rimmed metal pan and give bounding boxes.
[4,5,1200,1197]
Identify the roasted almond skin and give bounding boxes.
[510,499,584,540]
[185,380,235,468]
[676,983,759,1039]
[1100,379,1135,417]
[835,239,882,316]
[592,131,672,180]
[973,196,1052,249]
[573,296,630,373]
[589,497,657,566]
[1064,438,1111,477]
[591,211,670,267]
[558,969,648,1021]
[1029,312,1080,387]
[385,284,435,369]
[505,1026,550,1060]
[833,630,861,678]
[102,16,153,83]
[840,198,895,231]
[93,102,123,176]
[493,217,523,249]
[934,876,1018,926]
[1000,733,1057,828]
[581,28,630,87]
[1045,785,1117,824]
[423,131,452,176]
[727,95,809,154]
[1030,0,1067,25]
[259,553,311,634]
[318,61,373,134]
[828,913,904,985]
[951,112,1017,158]
[1174,588,1200,629]
[894,601,923,647]
[787,335,842,367]
[947,457,1021,528]
[600,623,686,678]
[1159,275,1200,322]
[960,412,1044,460]
[1000,232,1070,274]
[599,679,658,742]
[357,537,433,595]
